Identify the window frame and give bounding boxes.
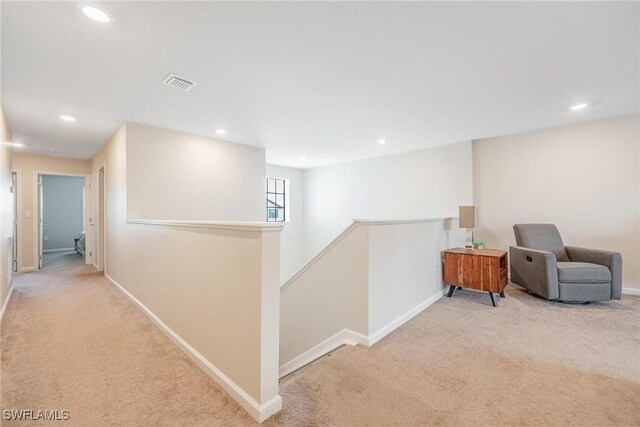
[266,177,288,222]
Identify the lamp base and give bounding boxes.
[465,229,474,249]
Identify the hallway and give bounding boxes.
[2,255,639,426]
[1,254,258,426]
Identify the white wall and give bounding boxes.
[473,114,640,291]
[42,175,84,251]
[92,124,282,422]
[304,141,473,258]
[126,123,265,222]
[266,164,306,283]
[0,106,13,316]
[368,219,464,334]
[279,218,465,378]
[280,223,369,371]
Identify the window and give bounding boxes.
[266,177,287,222]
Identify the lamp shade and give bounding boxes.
[459,205,477,229]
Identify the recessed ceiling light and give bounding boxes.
[11,142,25,147]
[299,156,307,161]
[377,139,387,145]
[58,115,76,122]
[215,129,226,135]
[570,103,589,111]
[82,6,111,24]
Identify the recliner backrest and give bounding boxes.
[513,224,570,262]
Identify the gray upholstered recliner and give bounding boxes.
[510,224,622,302]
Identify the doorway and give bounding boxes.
[36,173,87,269]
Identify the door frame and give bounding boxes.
[11,170,20,272]
[94,165,106,272]
[32,171,89,270]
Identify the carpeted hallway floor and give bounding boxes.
[1,252,639,426]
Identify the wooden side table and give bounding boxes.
[442,248,508,307]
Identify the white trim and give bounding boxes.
[85,172,95,267]
[32,171,89,271]
[0,284,14,322]
[368,292,443,346]
[32,171,88,178]
[127,219,284,233]
[105,274,281,422]
[95,165,106,273]
[279,293,444,378]
[282,217,458,290]
[279,328,368,379]
[32,172,39,270]
[43,247,75,253]
[622,287,640,296]
[354,216,458,226]
[12,169,22,272]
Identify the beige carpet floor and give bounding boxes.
[1,252,639,426]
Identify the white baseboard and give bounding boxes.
[105,274,281,423]
[622,287,640,296]
[279,328,368,379]
[43,248,75,253]
[0,284,14,322]
[279,293,443,379]
[20,266,36,272]
[367,292,443,346]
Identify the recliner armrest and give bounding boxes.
[565,246,620,265]
[509,246,559,300]
[565,246,622,299]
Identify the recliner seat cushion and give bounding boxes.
[557,262,611,283]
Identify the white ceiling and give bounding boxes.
[2,1,638,168]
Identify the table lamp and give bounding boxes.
[459,205,477,249]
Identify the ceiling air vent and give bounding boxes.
[162,73,197,92]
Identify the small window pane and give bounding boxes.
[267,179,276,193]
[276,179,284,193]
[276,194,284,208]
